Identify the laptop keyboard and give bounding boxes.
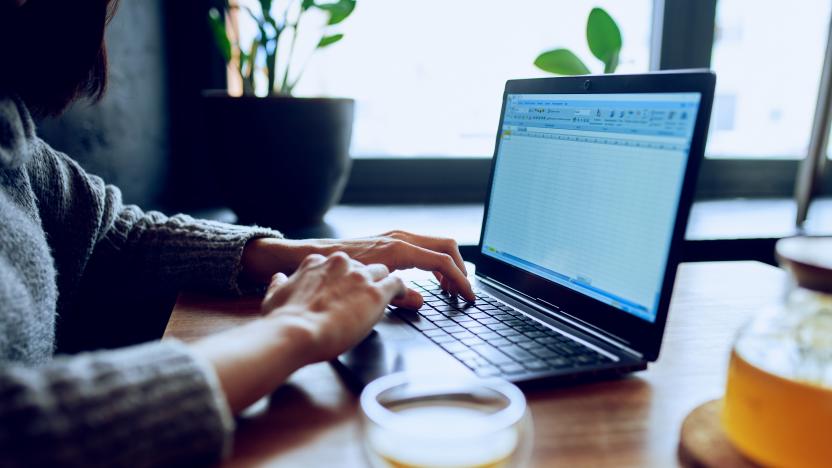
[391,280,614,379]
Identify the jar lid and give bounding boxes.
[776,236,832,293]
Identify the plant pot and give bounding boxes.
[201,92,354,230]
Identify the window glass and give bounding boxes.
[708,0,831,159]
[237,1,653,157]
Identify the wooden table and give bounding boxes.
[164,261,785,467]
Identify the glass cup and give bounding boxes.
[359,372,533,468]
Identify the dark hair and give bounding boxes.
[0,0,118,116]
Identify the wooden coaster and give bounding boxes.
[678,399,759,468]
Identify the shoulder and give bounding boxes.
[0,95,35,171]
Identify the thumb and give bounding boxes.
[266,272,290,297]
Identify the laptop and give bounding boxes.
[336,71,716,387]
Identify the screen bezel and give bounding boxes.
[476,71,715,361]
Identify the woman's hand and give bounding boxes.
[261,252,405,363]
[241,231,474,309]
[192,252,405,413]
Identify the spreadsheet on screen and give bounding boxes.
[481,93,701,322]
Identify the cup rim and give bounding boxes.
[359,372,528,436]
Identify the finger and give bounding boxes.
[391,232,468,277]
[399,245,475,301]
[432,271,444,283]
[324,251,351,273]
[390,287,424,310]
[375,275,407,303]
[363,263,391,282]
[440,276,451,295]
[265,272,289,302]
[268,272,289,291]
[300,253,327,269]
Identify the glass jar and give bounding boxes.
[722,237,832,468]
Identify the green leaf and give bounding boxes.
[534,49,591,75]
[314,0,356,25]
[301,0,315,11]
[586,7,622,73]
[207,8,231,63]
[317,33,344,48]
[257,0,272,16]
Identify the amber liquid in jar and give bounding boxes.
[722,283,832,468]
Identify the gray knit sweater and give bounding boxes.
[0,95,282,466]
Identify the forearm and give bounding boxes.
[0,342,233,466]
[190,315,314,413]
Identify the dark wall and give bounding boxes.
[34,0,227,212]
[37,0,170,210]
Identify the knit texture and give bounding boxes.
[0,94,283,466]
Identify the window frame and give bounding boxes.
[337,0,832,204]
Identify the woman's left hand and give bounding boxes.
[241,231,474,309]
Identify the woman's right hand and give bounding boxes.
[191,252,405,413]
[262,252,406,363]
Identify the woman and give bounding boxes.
[0,0,475,465]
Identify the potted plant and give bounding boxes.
[533,7,622,75]
[203,0,356,230]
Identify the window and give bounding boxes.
[707,0,831,159]
[228,0,832,202]
[237,0,654,157]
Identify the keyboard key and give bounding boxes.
[464,356,490,368]
[546,357,572,368]
[496,329,521,338]
[423,329,448,338]
[469,312,490,320]
[479,318,499,325]
[535,336,561,345]
[453,350,479,361]
[421,313,444,321]
[524,360,550,371]
[478,331,502,341]
[442,325,467,334]
[432,335,456,344]
[451,331,475,340]
[487,338,511,347]
[530,347,560,359]
[487,323,511,331]
[450,316,475,324]
[432,319,456,328]
[461,321,485,331]
[467,325,490,335]
[498,363,526,375]
[517,341,542,350]
[502,346,535,361]
[460,337,485,347]
[475,366,502,377]
[471,345,513,365]
[411,321,438,331]
[440,341,468,354]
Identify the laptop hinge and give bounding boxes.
[477,275,644,360]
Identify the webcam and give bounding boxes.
[583,80,592,90]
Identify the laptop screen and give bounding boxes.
[481,92,701,323]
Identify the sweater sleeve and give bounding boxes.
[0,340,234,467]
[26,138,283,296]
